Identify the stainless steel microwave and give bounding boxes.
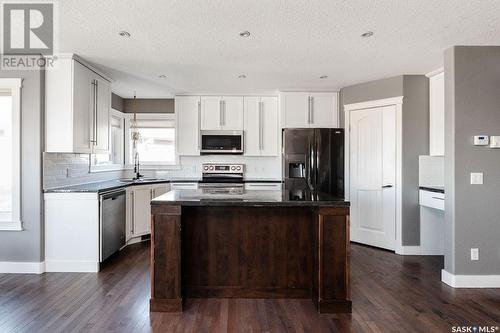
[200,130,244,154]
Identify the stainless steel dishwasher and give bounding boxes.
[100,189,126,262]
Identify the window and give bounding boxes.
[0,78,22,231]
[90,110,125,170]
[128,116,176,165]
[0,94,13,213]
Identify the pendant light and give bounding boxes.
[130,91,141,149]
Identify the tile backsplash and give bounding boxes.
[43,153,125,189]
[43,153,282,189]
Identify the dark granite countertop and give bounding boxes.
[419,186,445,194]
[44,179,172,193]
[44,179,284,193]
[152,189,349,207]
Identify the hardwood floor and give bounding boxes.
[0,241,498,332]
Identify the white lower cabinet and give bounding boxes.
[126,183,171,241]
[170,182,198,190]
[244,183,282,191]
[44,192,100,272]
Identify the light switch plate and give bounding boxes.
[489,136,500,148]
[473,135,489,146]
[470,172,483,185]
[471,248,479,261]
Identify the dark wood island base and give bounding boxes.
[150,191,351,314]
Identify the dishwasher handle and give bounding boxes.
[101,189,126,201]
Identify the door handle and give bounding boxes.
[382,185,393,188]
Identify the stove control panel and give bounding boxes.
[202,163,244,174]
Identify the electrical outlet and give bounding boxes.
[470,248,479,261]
[470,172,483,185]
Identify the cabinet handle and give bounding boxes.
[259,101,263,150]
[382,185,393,188]
[307,96,311,124]
[90,80,97,144]
[219,100,223,127]
[432,196,445,201]
[197,100,201,150]
[309,96,313,124]
[222,100,226,126]
[94,79,98,146]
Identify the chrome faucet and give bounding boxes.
[133,152,144,180]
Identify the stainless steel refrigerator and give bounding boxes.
[282,128,344,198]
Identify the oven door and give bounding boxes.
[200,130,244,154]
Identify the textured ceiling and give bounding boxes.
[58,0,500,97]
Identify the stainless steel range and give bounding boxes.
[199,163,245,194]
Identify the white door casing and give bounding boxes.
[345,97,403,253]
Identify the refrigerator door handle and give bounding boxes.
[308,137,315,191]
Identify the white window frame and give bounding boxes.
[0,78,22,231]
[124,113,180,170]
[90,109,127,172]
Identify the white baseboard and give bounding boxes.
[396,246,421,255]
[442,269,500,288]
[0,261,45,274]
[45,260,99,273]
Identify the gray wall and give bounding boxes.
[339,76,404,126]
[0,68,44,262]
[123,98,174,114]
[340,75,429,246]
[401,76,429,245]
[111,93,124,112]
[444,46,500,275]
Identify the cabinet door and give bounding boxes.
[93,76,111,153]
[221,96,244,130]
[243,97,261,156]
[176,96,201,155]
[125,189,133,241]
[132,186,151,236]
[72,61,93,153]
[310,93,338,128]
[201,96,222,130]
[281,93,309,128]
[260,97,279,156]
[152,184,170,199]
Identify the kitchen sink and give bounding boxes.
[118,177,161,184]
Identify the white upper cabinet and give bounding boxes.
[281,93,309,128]
[46,55,111,153]
[176,96,201,156]
[200,96,221,130]
[309,93,338,128]
[201,96,243,130]
[429,72,445,156]
[281,92,338,128]
[244,96,279,156]
[221,96,244,130]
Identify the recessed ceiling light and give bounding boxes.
[158,74,167,78]
[361,31,374,38]
[238,74,247,79]
[320,75,328,79]
[239,31,251,38]
[118,31,131,38]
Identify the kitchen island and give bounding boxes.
[150,190,351,314]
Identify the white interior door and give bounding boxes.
[350,106,396,250]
